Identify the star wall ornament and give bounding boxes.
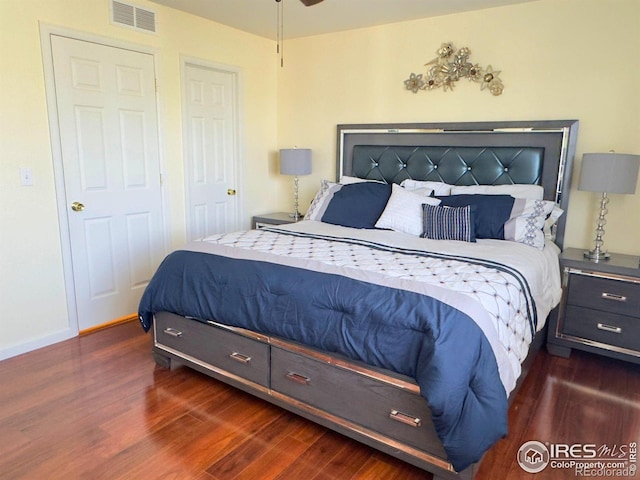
[405,43,504,96]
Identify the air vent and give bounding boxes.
[111,1,156,33]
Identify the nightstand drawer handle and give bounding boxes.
[601,292,627,302]
[597,323,622,334]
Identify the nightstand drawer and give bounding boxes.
[564,305,640,352]
[566,274,640,318]
[548,249,640,364]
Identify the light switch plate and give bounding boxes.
[20,168,33,186]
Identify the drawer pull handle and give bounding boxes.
[601,292,627,302]
[285,372,310,385]
[229,352,251,364]
[597,323,622,334]
[389,410,421,428]
[163,328,182,337]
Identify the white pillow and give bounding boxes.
[450,184,544,200]
[339,175,385,184]
[544,205,564,240]
[504,199,556,249]
[304,180,342,221]
[375,184,441,236]
[401,179,452,196]
[408,187,435,197]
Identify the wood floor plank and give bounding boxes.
[350,454,427,480]
[286,415,328,446]
[90,412,213,480]
[231,436,311,480]
[272,430,350,480]
[113,398,288,480]
[310,441,377,480]
[206,414,305,478]
[0,321,638,480]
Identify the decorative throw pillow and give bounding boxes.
[437,194,515,239]
[421,204,476,242]
[504,199,556,249]
[304,180,343,221]
[375,184,441,236]
[544,205,564,240]
[321,182,392,229]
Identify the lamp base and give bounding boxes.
[584,192,611,263]
[288,212,304,221]
[583,249,610,262]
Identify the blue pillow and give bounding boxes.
[421,204,476,242]
[321,182,392,229]
[437,194,515,239]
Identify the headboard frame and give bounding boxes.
[337,120,579,248]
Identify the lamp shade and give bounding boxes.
[280,148,312,176]
[578,152,640,194]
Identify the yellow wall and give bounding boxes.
[0,0,638,358]
[279,0,640,255]
[0,0,280,357]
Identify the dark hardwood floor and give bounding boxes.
[0,321,638,480]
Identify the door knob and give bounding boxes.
[227,189,237,196]
[71,201,85,212]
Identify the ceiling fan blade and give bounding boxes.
[300,0,324,6]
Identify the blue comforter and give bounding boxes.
[138,245,510,472]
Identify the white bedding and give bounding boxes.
[197,220,562,394]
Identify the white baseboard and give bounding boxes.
[0,328,77,362]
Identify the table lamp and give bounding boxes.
[280,148,312,221]
[578,152,640,261]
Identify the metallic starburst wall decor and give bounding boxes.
[404,42,504,96]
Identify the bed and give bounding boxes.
[139,120,579,480]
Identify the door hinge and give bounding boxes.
[159,173,163,185]
[154,78,158,92]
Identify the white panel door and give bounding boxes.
[184,63,239,241]
[51,35,164,330]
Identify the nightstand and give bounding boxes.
[547,247,640,364]
[253,212,300,229]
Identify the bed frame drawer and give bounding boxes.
[154,312,270,387]
[270,346,447,458]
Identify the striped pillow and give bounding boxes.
[421,204,476,242]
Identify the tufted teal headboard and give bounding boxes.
[350,145,544,186]
[336,120,579,248]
